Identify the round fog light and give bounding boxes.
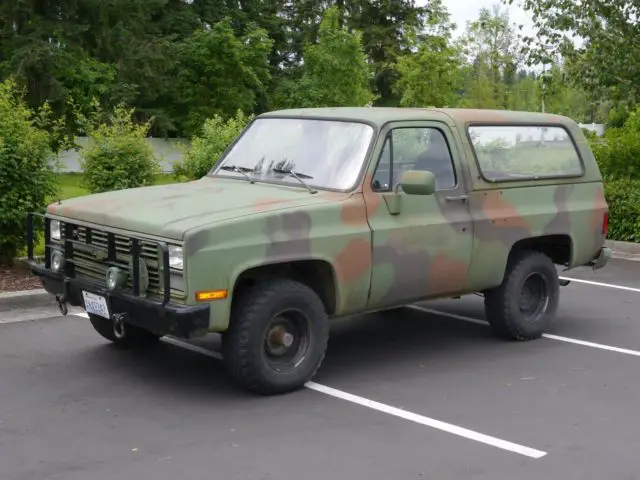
[51,250,64,272]
[106,267,127,291]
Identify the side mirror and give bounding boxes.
[398,170,436,196]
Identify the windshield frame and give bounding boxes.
[208,114,380,193]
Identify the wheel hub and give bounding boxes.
[263,311,311,372]
[519,273,549,321]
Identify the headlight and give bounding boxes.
[50,220,61,241]
[169,245,183,270]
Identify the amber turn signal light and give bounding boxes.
[195,290,228,302]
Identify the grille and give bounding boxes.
[59,222,163,295]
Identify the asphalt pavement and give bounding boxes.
[1,258,639,480]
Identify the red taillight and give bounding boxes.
[602,212,609,236]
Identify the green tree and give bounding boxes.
[395,1,464,107]
[275,6,375,108]
[512,0,640,107]
[170,19,273,136]
[458,4,520,109]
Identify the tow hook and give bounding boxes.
[112,313,127,339]
[55,294,68,315]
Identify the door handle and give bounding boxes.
[445,194,468,202]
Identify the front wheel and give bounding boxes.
[88,313,161,348]
[484,250,559,341]
[221,278,330,395]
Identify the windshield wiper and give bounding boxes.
[272,168,317,194]
[219,164,256,183]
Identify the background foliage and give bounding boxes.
[0,80,60,264]
[173,110,253,181]
[2,0,640,265]
[79,104,161,193]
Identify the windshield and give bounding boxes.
[210,117,375,190]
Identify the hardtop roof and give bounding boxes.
[258,107,576,128]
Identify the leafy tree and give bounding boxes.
[395,1,464,107]
[275,6,375,109]
[169,19,273,137]
[511,0,640,106]
[458,4,520,109]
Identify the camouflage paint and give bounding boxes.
[42,107,610,334]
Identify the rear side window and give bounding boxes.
[468,125,584,181]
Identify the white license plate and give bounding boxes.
[82,291,110,319]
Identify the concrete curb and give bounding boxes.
[606,240,640,261]
[0,289,54,312]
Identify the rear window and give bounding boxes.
[467,125,584,181]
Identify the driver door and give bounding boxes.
[365,120,474,309]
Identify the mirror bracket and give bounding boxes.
[382,191,402,215]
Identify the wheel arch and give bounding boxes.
[507,234,574,268]
[230,258,339,317]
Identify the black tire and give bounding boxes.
[484,250,559,341]
[221,278,330,395]
[88,313,161,348]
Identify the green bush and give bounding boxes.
[0,78,59,265]
[590,106,640,181]
[604,179,640,243]
[80,105,160,193]
[173,110,252,181]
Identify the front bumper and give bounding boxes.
[28,260,210,338]
[25,213,209,339]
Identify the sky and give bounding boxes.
[418,0,536,38]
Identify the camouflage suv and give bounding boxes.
[26,107,612,395]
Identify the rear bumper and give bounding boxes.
[590,246,613,270]
[28,260,210,339]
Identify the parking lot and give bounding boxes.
[1,258,639,480]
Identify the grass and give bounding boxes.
[28,172,179,256]
[50,172,178,202]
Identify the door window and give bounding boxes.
[371,127,457,192]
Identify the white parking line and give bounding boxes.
[410,306,640,358]
[559,276,640,294]
[305,381,547,459]
[71,312,547,459]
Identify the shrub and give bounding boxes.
[604,179,640,243]
[590,106,640,181]
[79,104,160,193]
[0,78,59,265]
[173,110,252,181]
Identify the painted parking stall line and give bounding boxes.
[72,312,548,459]
[559,276,640,294]
[305,381,547,459]
[410,306,640,358]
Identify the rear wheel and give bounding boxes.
[484,250,559,340]
[222,278,330,395]
[88,313,161,347]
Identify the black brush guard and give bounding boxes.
[24,212,210,339]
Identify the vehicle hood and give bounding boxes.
[46,177,339,240]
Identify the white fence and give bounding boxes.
[578,123,606,136]
[57,137,190,173]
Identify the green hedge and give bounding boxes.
[604,179,640,243]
